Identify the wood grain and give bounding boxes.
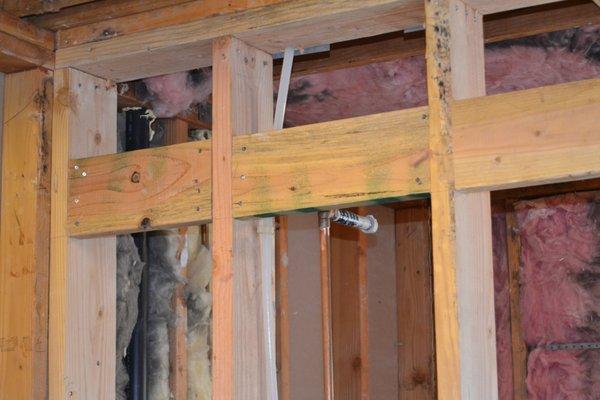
[395,202,435,400]
[164,121,190,400]
[504,204,528,400]
[330,208,370,400]
[55,0,285,47]
[425,1,497,399]
[454,78,600,191]
[49,68,117,400]
[464,0,563,14]
[54,0,423,82]
[1,0,94,17]
[0,68,52,400]
[275,216,291,400]
[275,0,600,79]
[68,107,429,236]
[212,36,276,400]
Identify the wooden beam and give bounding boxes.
[27,0,195,30]
[0,10,54,73]
[49,68,117,399]
[68,107,429,236]
[212,36,276,399]
[0,10,54,49]
[453,78,600,191]
[0,68,52,400]
[425,1,497,399]
[65,76,600,237]
[275,0,600,78]
[464,0,563,14]
[54,0,286,47]
[54,0,424,82]
[1,0,94,17]
[395,201,436,399]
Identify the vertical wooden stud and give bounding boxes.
[212,36,275,400]
[0,69,52,400]
[395,202,436,399]
[425,0,498,399]
[49,68,117,399]
[330,207,370,400]
[276,216,291,400]
[164,119,190,400]
[505,202,528,400]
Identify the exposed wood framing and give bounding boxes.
[54,0,424,81]
[275,0,600,78]
[0,0,94,17]
[453,78,600,191]
[0,68,52,400]
[0,10,54,73]
[504,204,528,400]
[425,1,497,399]
[164,120,190,400]
[53,0,286,47]
[49,68,117,399]
[395,201,436,399]
[212,36,276,399]
[464,0,563,14]
[66,77,600,237]
[275,216,291,400]
[330,208,370,399]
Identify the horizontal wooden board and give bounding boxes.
[454,78,600,191]
[68,107,430,236]
[54,0,423,82]
[68,78,600,237]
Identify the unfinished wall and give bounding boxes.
[287,213,323,400]
[493,191,600,399]
[365,206,398,400]
[287,207,398,400]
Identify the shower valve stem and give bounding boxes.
[321,209,379,234]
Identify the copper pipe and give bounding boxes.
[319,211,335,400]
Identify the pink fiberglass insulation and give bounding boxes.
[144,69,211,118]
[493,211,514,400]
[284,45,600,126]
[526,349,590,400]
[516,194,600,346]
[515,193,600,399]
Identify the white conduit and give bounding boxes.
[264,46,295,400]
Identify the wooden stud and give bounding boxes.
[212,36,275,399]
[330,208,370,399]
[163,119,190,400]
[464,0,563,14]
[425,1,498,399]
[49,68,117,399]
[504,203,528,400]
[0,0,93,17]
[0,68,52,400]
[275,216,291,400]
[395,201,435,399]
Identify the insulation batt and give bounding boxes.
[147,230,186,400]
[184,226,213,400]
[514,194,600,399]
[144,70,211,118]
[116,235,144,400]
[492,212,514,400]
